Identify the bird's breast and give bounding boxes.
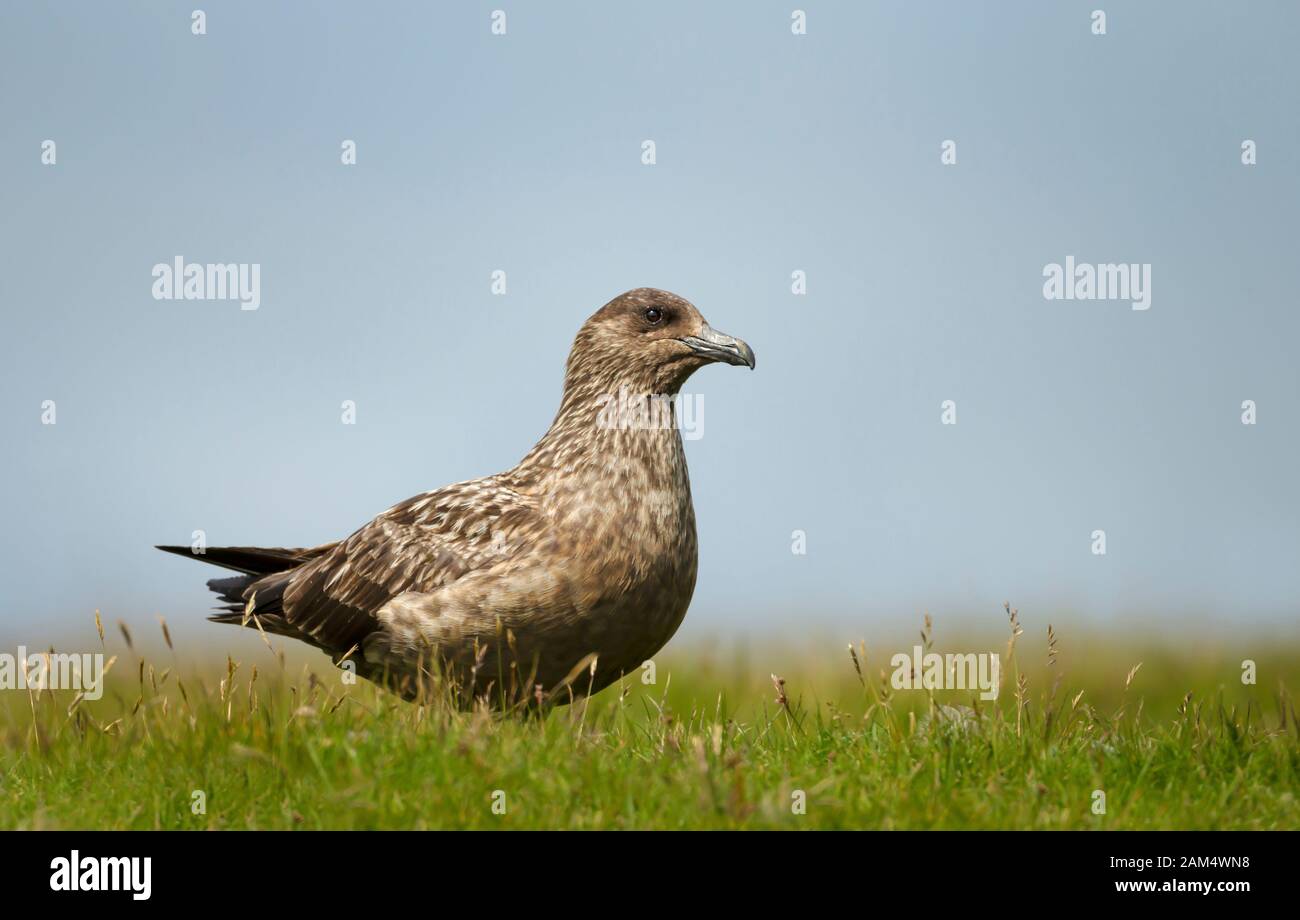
[536,434,699,676]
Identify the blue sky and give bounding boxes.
[2,1,1297,646]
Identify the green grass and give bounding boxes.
[2,610,1298,829]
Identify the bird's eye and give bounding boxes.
[644,308,664,325]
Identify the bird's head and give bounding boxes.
[568,288,755,394]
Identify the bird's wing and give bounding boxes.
[268,477,540,655]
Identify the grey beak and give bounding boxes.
[678,323,756,369]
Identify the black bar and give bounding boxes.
[6,830,1284,904]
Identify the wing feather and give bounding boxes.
[261,477,539,655]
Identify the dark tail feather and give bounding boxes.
[207,578,331,656]
[204,567,294,614]
[155,544,315,576]
[160,541,336,650]
[208,609,302,639]
[206,574,252,605]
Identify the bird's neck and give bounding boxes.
[513,372,690,493]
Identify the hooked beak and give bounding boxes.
[677,323,756,369]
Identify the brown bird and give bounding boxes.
[158,288,754,707]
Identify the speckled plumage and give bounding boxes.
[159,289,754,707]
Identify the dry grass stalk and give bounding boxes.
[1125,662,1143,691]
[117,620,134,652]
